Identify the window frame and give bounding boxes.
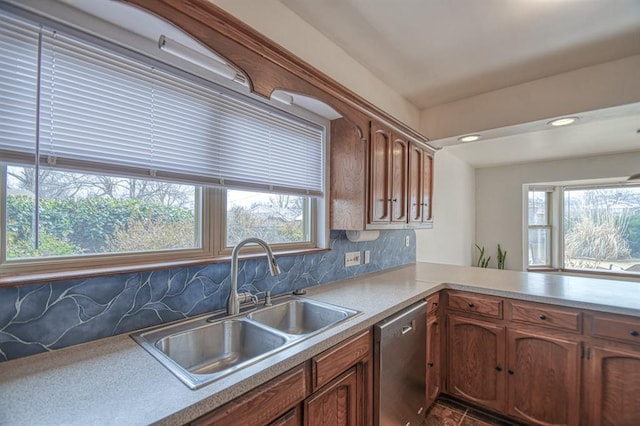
[526,187,553,269]
[0,5,329,283]
[524,181,640,278]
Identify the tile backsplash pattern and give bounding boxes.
[0,230,415,362]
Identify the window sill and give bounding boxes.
[526,267,560,273]
[0,247,329,288]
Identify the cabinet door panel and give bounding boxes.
[421,152,433,222]
[447,315,506,412]
[426,315,441,408]
[369,124,391,223]
[305,368,358,426]
[586,346,640,426]
[506,329,581,426]
[408,143,423,223]
[390,137,408,222]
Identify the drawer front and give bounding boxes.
[509,301,581,332]
[312,330,370,390]
[192,364,307,426]
[591,315,640,345]
[447,292,503,319]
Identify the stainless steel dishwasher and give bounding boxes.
[374,301,427,426]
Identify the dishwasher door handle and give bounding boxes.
[401,320,415,335]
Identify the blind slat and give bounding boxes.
[0,10,324,195]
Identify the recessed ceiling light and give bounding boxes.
[548,117,578,127]
[458,135,480,142]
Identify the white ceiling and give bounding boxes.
[279,0,640,109]
[279,0,640,167]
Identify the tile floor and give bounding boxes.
[423,398,521,426]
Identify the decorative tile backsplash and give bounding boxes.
[0,230,415,362]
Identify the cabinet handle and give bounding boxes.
[391,198,398,203]
[508,370,514,375]
[631,330,639,337]
[468,303,475,308]
[428,362,434,367]
[495,366,502,372]
[539,314,547,320]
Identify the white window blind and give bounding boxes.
[0,12,38,165]
[1,10,324,197]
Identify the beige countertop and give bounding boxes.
[1,262,638,425]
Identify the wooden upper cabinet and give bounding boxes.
[408,142,433,226]
[506,329,581,426]
[390,136,408,223]
[369,123,392,223]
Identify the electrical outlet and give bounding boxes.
[405,236,410,247]
[345,251,361,267]
[364,250,370,264]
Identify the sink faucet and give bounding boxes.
[228,237,281,315]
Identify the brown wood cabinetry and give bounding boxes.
[191,364,308,426]
[330,118,435,231]
[447,315,506,412]
[584,345,640,425]
[192,331,371,426]
[506,329,581,426]
[369,122,408,225]
[305,368,358,426]
[443,293,640,426]
[425,293,442,408]
[408,142,433,225]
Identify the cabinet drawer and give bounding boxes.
[312,330,370,390]
[591,315,640,345]
[509,301,581,332]
[192,364,307,426]
[447,292,503,319]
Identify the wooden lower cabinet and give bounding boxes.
[426,312,442,408]
[506,329,581,426]
[192,331,371,426]
[447,315,506,412]
[584,345,640,426]
[305,367,358,426]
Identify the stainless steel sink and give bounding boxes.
[247,299,356,335]
[155,319,288,375]
[131,296,360,389]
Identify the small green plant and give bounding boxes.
[475,244,491,268]
[497,244,507,270]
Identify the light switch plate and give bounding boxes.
[364,250,370,264]
[405,236,410,247]
[345,251,361,267]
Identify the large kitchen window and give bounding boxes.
[0,9,325,278]
[525,183,640,276]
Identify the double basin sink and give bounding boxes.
[132,296,359,389]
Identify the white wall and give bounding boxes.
[416,150,475,266]
[207,0,420,128]
[475,151,640,271]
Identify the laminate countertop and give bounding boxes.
[1,262,639,425]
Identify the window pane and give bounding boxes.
[528,190,547,225]
[6,166,199,259]
[226,190,310,247]
[564,187,640,273]
[528,228,550,266]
